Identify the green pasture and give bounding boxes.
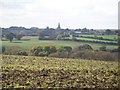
[65,34,118,43]
[97,35,118,39]
[79,35,118,40]
[76,37,117,43]
[1,36,118,50]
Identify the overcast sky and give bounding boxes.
[0,0,119,29]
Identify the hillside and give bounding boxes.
[1,55,119,89]
[1,36,118,50]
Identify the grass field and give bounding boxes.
[66,35,118,42]
[79,35,118,40]
[76,37,117,42]
[1,36,118,50]
[1,55,119,88]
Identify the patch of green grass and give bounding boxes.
[1,36,118,50]
[79,35,118,40]
[76,37,117,42]
[98,35,118,39]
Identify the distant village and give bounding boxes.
[0,23,119,39]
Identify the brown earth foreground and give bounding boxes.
[1,55,119,89]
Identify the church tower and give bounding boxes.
[57,23,61,30]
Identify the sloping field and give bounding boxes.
[1,55,119,89]
[1,36,118,50]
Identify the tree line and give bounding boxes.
[2,44,119,61]
[3,33,24,42]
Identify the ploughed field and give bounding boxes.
[1,55,119,88]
